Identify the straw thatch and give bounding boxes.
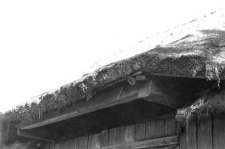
[186,83,225,117]
[3,9,225,123]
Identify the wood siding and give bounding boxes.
[47,117,177,149]
[179,113,225,149]
[45,113,225,149]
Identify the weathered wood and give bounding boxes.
[68,139,73,149]
[69,138,78,149]
[116,126,126,144]
[136,75,147,81]
[101,135,178,149]
[88,133,101,149]
[109,128,117,146]
[49,142,55,149]
[20,81,159,130]
[213,113,225,149]
[60,140,68,149]
[125,125,135,143]
[138,80,158,98]
[179,128,187,149]
[155,119,165,137]
[165,118,176,136]
[146,120,156,139]
[101,129,108,147]
[17,128,53,142]
[167,145,179,149]
[179,117,197,149]
[54,142,60,149]
[197,115,212,149]
[140,81,182,109]
[135,122,146,140]
[127,77,136,85]
[67,140,73,149]
[41,142,50,149]
[79,136,88,149]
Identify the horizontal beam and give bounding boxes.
[17,129,54,142]
[151,73,205,79]
[19,79,181,130]
[102,135,178,149]
[19,81,151,129]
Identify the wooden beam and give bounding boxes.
[17,128,54,142]
[140,81,183,109]
[151,73,205,79]
[101,135,178,149]
[19,81,147,129]
[19,80,181,130]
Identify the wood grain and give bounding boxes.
[197,115,212,149]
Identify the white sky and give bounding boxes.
[0,0,224,113]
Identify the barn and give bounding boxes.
[1,9,225,149]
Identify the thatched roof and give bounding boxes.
[3,9,225,123]
[176,82,225,122]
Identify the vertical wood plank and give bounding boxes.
[213,113,225,149]
[101,129,108,147]
[125,125,135,143]
[88,134,93,149]
[58,141,63,149]
[41,142,50,149]
[187,117,197,149]
[54,142,60,149]
[58,141,65,149]
[135,122,146,140]
[109,128,117,146]
[88,133,101,149]
[79,136,88,149]
[63,140,69,149]
[146,120,156,139]
[62,140,68,149]
[116,126,126,144]
[49,142,55,149]
[179,127,187,149]
[70,139,75,149]
[197,115,212,149]
[165,118,176,135]
[179,117,197,149]
[75,138,80,149]
[155,119,165,137]
[68,138,75,149]
[175,121,181,134]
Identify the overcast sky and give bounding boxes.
[0,0,223,113]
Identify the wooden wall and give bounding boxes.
[43,113,225,149]
[179,113,225,149]
[45,117,178,149]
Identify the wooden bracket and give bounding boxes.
[139,81,183,109]
[17,128,54,142]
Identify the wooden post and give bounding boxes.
[0,117,3,149]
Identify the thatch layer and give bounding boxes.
[1,141,38,149]
[3,9,225,123]
[198,87,225,114]
[176,82,225,122]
